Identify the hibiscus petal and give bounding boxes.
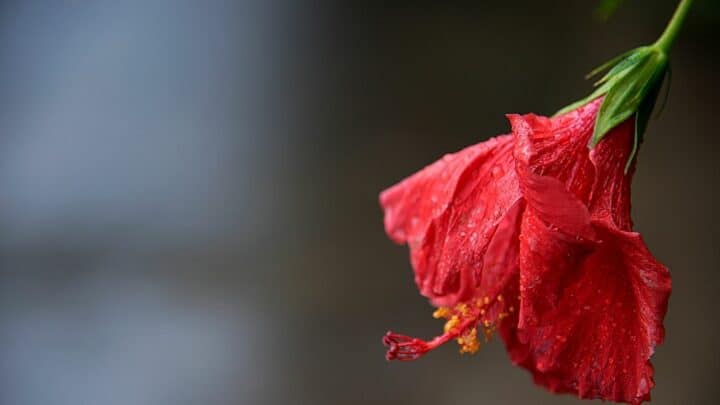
[507,99,670,403]
[476,200,524,302]
[514,211,670,404]
[508,112,596,241]
[380,136,509,245]
[380,134,522,305]
[411,137,521,305]
[588,118,636,231]
[509,99,600,200]
[508,97,637,235]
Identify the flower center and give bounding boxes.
[433,295,513,354]
[383,294,514,361]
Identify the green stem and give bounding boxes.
[653,0,694,53]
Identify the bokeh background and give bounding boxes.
[0,0,718,404]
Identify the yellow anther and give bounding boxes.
[444,315,460,333]
[433,307,451,319]
[457,328,480,354]
[509,306,515,313]
[431,299,505,358]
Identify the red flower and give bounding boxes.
[380,98,671,404]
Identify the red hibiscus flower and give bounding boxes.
[380,98,671,404]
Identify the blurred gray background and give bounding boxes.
[0,0,718,404]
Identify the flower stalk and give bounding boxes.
[654,0,694,54]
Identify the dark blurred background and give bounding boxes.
[0,0,717,404]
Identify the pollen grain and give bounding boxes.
[429,293,516,356]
